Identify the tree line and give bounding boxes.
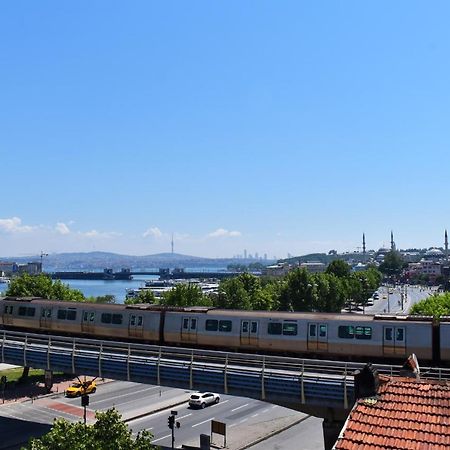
[6,260,382,314]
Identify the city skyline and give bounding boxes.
[2,2,450,258]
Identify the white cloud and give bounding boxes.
[81,230,121,239]
[143,227,163,238]
[207,228,242,238]
[0,217,35,233]
[55,222,70,235]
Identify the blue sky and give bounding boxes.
[1,1,450,258]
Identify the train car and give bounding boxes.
[0,297,162,342]
[164,309,435,361]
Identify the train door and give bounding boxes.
[181,316,198,343]
[307,323,328,351]
[129,314,144,338]
[240,320,259,346]
[81,311,95,334]
[40,307,52,329]
[3,305,13,325]
[383,326,406,356]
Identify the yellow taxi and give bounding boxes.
[65,380,97,398]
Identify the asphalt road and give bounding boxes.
[350,284,434,315]
[0,380,324,449]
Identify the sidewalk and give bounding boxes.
[180,413,307,450]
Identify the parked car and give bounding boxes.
[189,392,220,408]
[65,380,97,398]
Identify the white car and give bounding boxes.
[189,392,220,409]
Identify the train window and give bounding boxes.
[18,307,27,316]
[319,325,327,338]
[101,313,112,324]
[219,320,232,332]
[191,318,197,330]
[183,318,189,329]
[4,305,13,314]
[89,312,95,322]
[385,328,393,341]
[57,309,67,320]
[251,321,258,333]
[83,311,88,322]
[338,326,355,339]
[137,316,143,326]
[67,309,77,321]
[26,307,35,317]
[355,326,372,340]
[206,319,218,331]
[396,328,404,341]
[242,321,249,333]
[283,322,298,336]
[112,314,123,325]
[130,315,136,326]
[308,324,316,337]
[268,322,282,335]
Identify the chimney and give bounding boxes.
[354,363,380,400]
[399,354,420,379]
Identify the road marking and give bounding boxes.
[262,408,269,413]
[210,399,229,408]
[231,403,249,412]
[271,405,279,409]
[178,413,192,420]
[93,385,160,404]
[229,423,238,428]
[152,434,171,443]
[251,414,259,418]
[192,417,214,428]
[239,418,248,424]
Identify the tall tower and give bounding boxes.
[171,233,174,254]
[445,229,448,262]
[390,230,396,251]
[362,233,366,262]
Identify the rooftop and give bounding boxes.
[334,375,450,450]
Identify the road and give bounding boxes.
[351,284,434,315]
[0,380,324,449]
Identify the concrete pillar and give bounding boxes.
[322,418,345,450]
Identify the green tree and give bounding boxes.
[160,283,213,307]
[216,278,252,309]
[279,268,317,311]
[410,292,450,318]
[326,260,351,278]
[23,408,155,450]
[378,250,405,278]
[6,274,85,302]
[124,290,156,305]
[87,294,116,304]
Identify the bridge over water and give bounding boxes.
[1,331,449,448]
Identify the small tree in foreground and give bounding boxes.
[23,408,156,450]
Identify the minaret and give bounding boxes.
[362,233,366,262]
[390,230,396,251]
[171,233,174,254]
[445,229,448,262]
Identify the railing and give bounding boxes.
[1,330,449,410]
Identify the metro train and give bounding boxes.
[1,296,449,364]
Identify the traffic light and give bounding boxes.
[168,415,175,429]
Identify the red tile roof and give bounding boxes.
[334,375,450,450]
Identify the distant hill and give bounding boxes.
[0,251,274,271]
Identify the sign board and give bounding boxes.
[211,420,226,447]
